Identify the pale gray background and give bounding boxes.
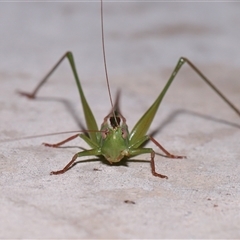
[0,1,240,239]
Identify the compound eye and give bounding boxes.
[101,129,109,139]
[121,129,127,139]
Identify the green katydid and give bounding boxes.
[18,0,240,179]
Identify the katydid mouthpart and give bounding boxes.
[18,0,240,179]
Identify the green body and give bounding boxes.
[66,52,183,164]
[19,51,240,178]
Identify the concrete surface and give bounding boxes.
[0,1,240,239]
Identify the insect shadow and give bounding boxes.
[29,96,87,131]
[30,91,240,142]
[70,155,150,170]
[28,92,240,173]
[28,94,154,169]
[150,108,240,138]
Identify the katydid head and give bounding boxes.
[100,111,130,163]
[109,112,121,129]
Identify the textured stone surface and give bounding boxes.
[0,2,240,238]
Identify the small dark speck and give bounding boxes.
[124,200,136,204]
[93,168,101,171]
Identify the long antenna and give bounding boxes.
[100,0,118,125]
